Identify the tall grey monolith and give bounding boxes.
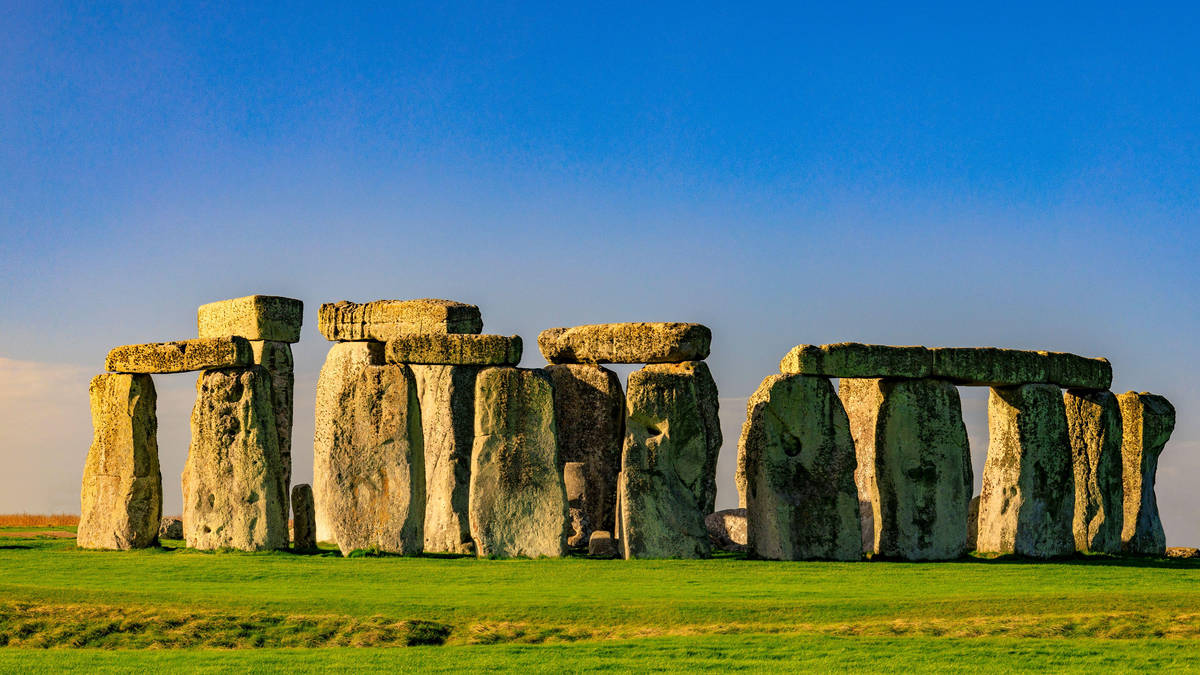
[1119,391,1175,555]
[411,364,479,554]
[1064,389,1124,554]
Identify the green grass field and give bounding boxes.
[2,527,1199,672]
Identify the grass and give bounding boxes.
[0,529,1198,670]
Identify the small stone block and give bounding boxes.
[197,295,303,343]
[588,531,619,558]
[105,337,252,374]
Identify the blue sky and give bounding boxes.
[1,3,1197,542]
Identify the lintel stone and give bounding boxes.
[384,334,522,365]
[105,337,252,374]
[197,295,303,343]
[319,299,483,341]
[538,322,711,364]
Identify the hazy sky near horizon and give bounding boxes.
[2,4,1197,543]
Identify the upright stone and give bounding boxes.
[469,367,568,558]
[564,461,590,547]
[618,362,721,559]
[411,364,479,554]
[197,295,303,343]
[251,340,294,513]
[838,378,884,553]
[1064,389,1124,554]
[183,366,288,551]
[324,363,425,556]
[1119,392,1176,555]
[739,374,861,561]
[977,384,1074,558]
[966,495,980,551]
[77,374,162,550]
[291,484,317,552]
[840,378,972,560]
[544,364,625,538]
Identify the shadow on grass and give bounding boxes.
[0,545,32,550]
[957,552,1200,569]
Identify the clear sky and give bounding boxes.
[2,3,1197,543]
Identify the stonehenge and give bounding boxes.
[80,299,1183,563]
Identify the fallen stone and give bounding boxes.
[977,384,1074,558]
[197,295,303,343]
[105,337,252,374]
[544,364,624,540]
[411,364,478,555]
[470,367,568,558]
[323,363,426,556]
[967,495,980,551]
[841,377,972,561]
[705,508,747,552]
[1166,547,1200,559]
[313,341,383,543]
[618,362,721,559]
[384,334,522,365]
[1119,391,1176,556]
[588,530,619,558]
[538,323,711,364]
[251,341,294,514]
[159,517,183,540]
[183,366,288,551]
[319,299,483,341]
[77,374,162,550]
[781,344,933,379]
[291,484,317,552]
[1064,389,1124,554]
[739,374,861,561]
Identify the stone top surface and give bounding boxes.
[384,333,522,366]
[538,322,711,364]
[105,337,253,374]
[319,299,483,341]
[197,295,303,343]
[780,342,1112,389]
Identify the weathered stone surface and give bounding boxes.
[385,334,522,366]
[739,374,861,561]
[544,364,625,541]
[782,344,933,379]
[105,337,252,374]
[1064,389,1124,554]
[411,365,478,555]
[183,367,288,551]
[1167,547,1200,559]
[323,363,425,556]
[564,462,589,547]
[291,484,316,552]
[469,367,568,558]
[319,299,483,341]
[159,517,182,540]
[837,378,884,553]
[859,501,874,554]
[966,495,980,551]
[705,508,747,552]
[1119,392,1176,556]
[313,341,383,542]
[618,362,721,559]
[251,341,294,515]
[588,530,619,558]
[538,323,711,364]
[977,384,1074,558]
[840,378,972,560]
[78,374,162,550]
[197,295,303,343]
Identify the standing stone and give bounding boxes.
[544,364,625,539]
[78,374,162,550]
[324,363,425,556]
[251,340,294,516]
[183,366,288,551]
[966,495,980,551]
[618,362,721,559]
[739,374,860,561]
[705,508,748,552]
[313,341,384,543]
[841,378,972,561]
[469,367,568,558]
[1064,389,1124,554]
[977,384,1074,558]
[838,378,884,553]
[411,364,479,554]
[563,462,590,547]
[1119,392,1176,555]
[291,484,317,552]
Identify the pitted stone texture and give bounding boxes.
[105,337,252,374]
[544,364,625,540]
[319,299,483,342]
[183,367,288,551]
[588,530,619,558]
[291,484,317,552]
[324,363,425,556]
[739,374,861,561]
[967,495,980,551]
[841,378,972,561]
[538,323,711,364]
[1064,389,1124,554]
[977,384,1074,558]
[197,295,303,343]
[564,462,589,547]
[782,344,933,379]
[411,364,478,555]
[78,374,162,550]
[469,367,568,558]
[1119,392,1176,555]
[251,341,294,511]
[617,362,721,559]
[385,334,522,366]
[705,508,748,552]
[159,517,183,540]
[313,341,383,543]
